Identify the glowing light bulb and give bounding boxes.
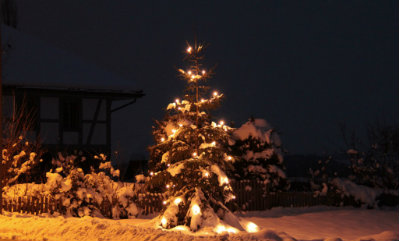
[215,224,226,234]
[246,222,259,233]
[167,163,170,167]
[213,91,218,96]
[192,204,201,215]
[232,195,236,199]
[150,171,154,176]
[202,70,206,74]
[211,141,216,146]
[204,172,209,177]
[174,197,182,205]
[162,201,167,205]
[175,98,180,103]
[219,120,224,126]
[187,70,192,75]
[178,123,183,127]
[166,184,170,188]
[161,217,167,227]
[201,99,205,102]
[227,227,238,234]
[172,129,177,134]
[220,177,229,185]
[192,152,197,157]
[227,156,232,161]
[187,46,192,53]
[160,137,165,142]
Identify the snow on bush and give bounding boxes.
[228,118,288,193]
[330,178,382,206]
[1,136,43,187]
[3,153,139,219]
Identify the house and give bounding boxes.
[1,25,144,156]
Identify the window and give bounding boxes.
[61,98,81,131]
[15,93,39,131]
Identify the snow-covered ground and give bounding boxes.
[0,206,397,241]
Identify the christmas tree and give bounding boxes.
[147,42,243,232]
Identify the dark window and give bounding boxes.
[15,93,39,131]
[61,98,81,131]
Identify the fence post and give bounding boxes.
[44,196,48,213]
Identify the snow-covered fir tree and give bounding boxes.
[228,118,289,193]
[147,42,243,232]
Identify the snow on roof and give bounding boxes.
[1,24,140,92]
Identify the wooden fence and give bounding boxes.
[0,196,64,215]
[0,193,165,217]
[230,180,351,210]
[0,181,349,216]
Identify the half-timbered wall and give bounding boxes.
[3,93,110,154]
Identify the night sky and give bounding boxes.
[13,0,399,161]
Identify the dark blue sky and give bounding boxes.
[15,0,398,161]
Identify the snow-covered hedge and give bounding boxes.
[311,176,398,208]
[3,153,139,218]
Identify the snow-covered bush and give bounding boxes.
[0,136,42,187]
[3,153,139,218]
[0,96,46,186]
[309,123,399,207]
[228,118,289,193]
[342,123,398,190]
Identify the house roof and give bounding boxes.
[3,85,144,101]
[1,24,143,96]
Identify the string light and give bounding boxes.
[202,70,206,74]
[192,152,197,158]
[227,227,238,234]
[201,99,205,102]
[166,184,170,189]
[160,137,165,142]
[192,204,201,215]
[219,120,224,126]
[174,197,182,205]
[172,129,177,134]
[175,98,180,103]
[163,201,167,205]
[161,217,167,227]
[204,172,209,177]
[215,225,238,234]
[187,46,192,53]
[220,177,229,185]
[246,222,259,233]
[215,224,226,234]
[211,141,216,146]
[213,91,218,96]
[178,123,183,127]
[150,171,154,176]
[227,156,232,161]
[187,70,192,75]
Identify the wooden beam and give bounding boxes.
[106,99,111,156]
[3,85,144,101]
[111,98,137,113]
[86,99,102,145]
